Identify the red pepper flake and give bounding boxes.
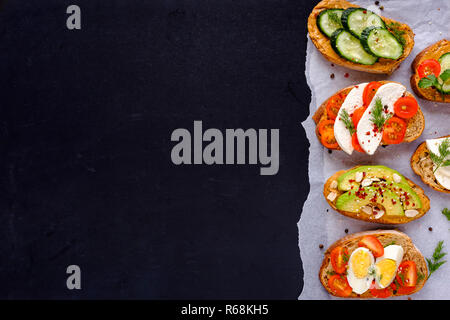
[366,131,371,136]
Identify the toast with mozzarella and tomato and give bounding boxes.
[312,81,425,155]
[308,0,414,74]
[320,230,428,298]
[410,39,450,103]
[410,135,450,194]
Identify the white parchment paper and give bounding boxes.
[299,0,450,299]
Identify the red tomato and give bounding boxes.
[352,106,366,128]
[363,82,382,107]
[318,120,339,149]
[397,285,416,295]
[330,246,349,274]
[326,92,347,120]
[394,97,419,119]
[321,131,339,149]
[382,117,407,145]
[351,132,364,153]
[358,235,384,257]
[417,59,441,78]
[370,281,392,298]
[328,275,352,297]
[396,261,418,287]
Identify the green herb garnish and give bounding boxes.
[426,241,447,279]
[387,22,406,46]
[340,109,355,135]
[370,98,392,130]
[418,69,450,101]
[428,138,450,173]
[384,241,396,247]
[442,208,450,221]
[417,272,425,283]
[328,11,342,26]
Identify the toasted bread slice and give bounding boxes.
[319,230,428,298]
[410,39,450,103]
[324,166,430,224]
[313,81,425,151]
[308,0,414,74]
[410,135,450,194]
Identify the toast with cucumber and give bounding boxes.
[308,0,414,74]
[410,135,450,194]
[323,165,430,225]
[312,81,425,155]
[410,39,450,103]
[319,230,428,298]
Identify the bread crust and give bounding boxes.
[313,81,425,151]
[323,166,430,224]
[308,0,415,74]
[410,39,450,103]
[410,135,450,194]
[319,230,428,298]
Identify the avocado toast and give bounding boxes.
[324,165,430,224]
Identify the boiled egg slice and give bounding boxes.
[426,138,450,190]
[347,247,375,294]
[334,83,368,155]
[374,245,404,289]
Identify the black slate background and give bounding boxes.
[0,0,313,299]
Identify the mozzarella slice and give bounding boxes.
[356,83,406,155]
[334,83,368,155]
[426,138,450,190]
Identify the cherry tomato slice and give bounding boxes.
[352,106,366,128]
[370,281,392,298]
[396,260,417,287]
[358,235,384,257]
[328,275,352,297]
[351,132,364,153]
[417,59,441,78]
[326,92,347,120]
[394,97,418,119]
[397,285,416,295]
[382,117,407,145]
[330,246,349,274]
[318,120,335,135]
[321,130,339,149]
[363,82,382,107]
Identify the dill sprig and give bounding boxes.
[340,109,355,135]
[387,22,406,46]
[426,241,447,279]
[328,11,342,26]
[370,98,392,130]
[429,138,450,173]
[442,208,450,221]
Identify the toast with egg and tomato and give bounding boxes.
[410,135,450,194]
[410,39,450,103]
[324,165,430,224]
[312,81,425,155]
[320,230,428,298]
[308,0,414,74]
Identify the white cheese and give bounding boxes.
[356,83,406,155]
[405,209,419,218]
[334,83,368,155]
[426,138,450,190]
[327,191,337,201]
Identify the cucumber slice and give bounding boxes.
[341,8,386,38]
[317,9,344,38]
[438,52,450,94]
[361,27,403,60]
[331,29,378,65]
